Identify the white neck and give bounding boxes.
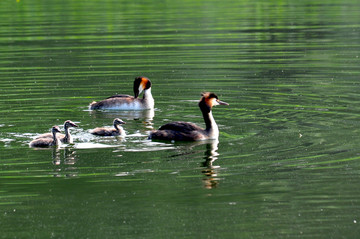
[114,125,126,136]
[143,88,154,109]
[205,111,219,139]
[64,127,72,143]
[53,133,61,146]
[143,88,152,98]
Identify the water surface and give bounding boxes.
[1,0,360,238]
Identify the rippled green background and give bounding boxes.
[1,0,360,238]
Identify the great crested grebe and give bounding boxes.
[36,120,78,143]
[29,126,62,147]
[89,76,154,110]
[149,92,228,141]
[90,118,126,136]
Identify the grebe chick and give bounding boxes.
[36,120,78,143]
[90,118,126,136]
[149,92,228,141]
[30,126,62,147]
[89,76,154,110]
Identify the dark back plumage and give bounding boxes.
[35,120,78,143]
[158,121,203,132]
[106,94,133,100]
[30,126,62,147]
[91,118,126,136]
[89,76,153,110]
[149,92,228,141]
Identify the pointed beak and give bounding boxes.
[218,100,229,105]
[53,126,61,133]
[68,121,78,127]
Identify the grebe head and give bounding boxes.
[199,92,229,113]
[52,125,61,134]
[64,120,78,129]
[134,76,151,98]
[114,118,126,126]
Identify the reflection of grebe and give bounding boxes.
[202,140,219,168]
[36,120,78,143]
[63,148,77,165]
[52,148,78,178]
[149,92,228,141]
[89,108,155,121]
[89,77,154,110]
[30,126,62,147]
[88,108,155,131]
[90,118,126,136]
[201,140,220,189]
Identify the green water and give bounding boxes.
[1,0,360,238]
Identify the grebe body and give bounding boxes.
[149,92,228,141]
[36,120,78,143]
[89,77,154,110]
[90,118,126,136]
[30,126,62,147]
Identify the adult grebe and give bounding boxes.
[89,76,154,110]
[90,118,126,136]
[149,92,228,141]
[29,126,62,147]
[36,120,78,143]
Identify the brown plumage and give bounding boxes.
[89,77,154,110]
[29,126,62,147]
[36,120,78,143]
[90,118,126,136]
[149,92,228,141]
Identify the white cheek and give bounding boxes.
[212,98,219,106]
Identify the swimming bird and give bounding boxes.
[90,118,126,136]
[149,92,228,141]
[29,126,62,147]
[89,76,154,110]
[36,120,78,143]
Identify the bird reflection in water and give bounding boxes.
[52,147,78,178]
[169,140,221,189]
[89,108,155,131]
[201,140,220,189]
